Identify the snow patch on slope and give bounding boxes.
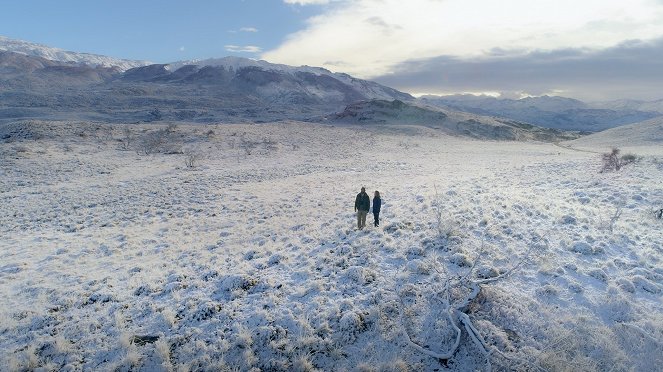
[0,36,150,71]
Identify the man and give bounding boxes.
[354,187,370,229]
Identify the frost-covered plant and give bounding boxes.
[154,338,172,368]
[600,148,623,172]
[136,126,181,155]
[395,222,545,370]
[600,148,638,173]
[183,149,203,168]
[118,126,133,151]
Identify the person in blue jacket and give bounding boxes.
[372,190,382,227]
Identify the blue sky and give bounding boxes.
[2,0,663,100]
[0,0,320,62]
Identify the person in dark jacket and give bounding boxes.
[354,187,370,229]
[372,190,381,227]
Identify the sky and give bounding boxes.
[2,0,663,101]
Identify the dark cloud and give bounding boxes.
[373,38,663,101]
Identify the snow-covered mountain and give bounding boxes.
[0,35,150,71]
[420,94,663,132]
[590,98,663,114]
[0,47,414,124]
[323,99,579,141]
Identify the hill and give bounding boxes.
[323,99,580,141]
[562,116,663,155]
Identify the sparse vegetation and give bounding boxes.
[600,148,639,173]
[183,149,203,168]
[136,125,181,155]
[118,126,134,151]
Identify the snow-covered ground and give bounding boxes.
[1,121,662,371]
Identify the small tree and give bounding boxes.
[600,148,638,173]
[183,149,202,169]
[601,148,623,173]
[119,126,133,151]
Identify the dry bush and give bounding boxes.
[600,148,638,173]
[136,126,181,155]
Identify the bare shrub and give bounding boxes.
[620,153,638,165]
[119,126,134,151]
[239,135,259,155]
[183,149,204,169]
[136,126,181,155]
[262,137,279,152]
[393,193,546,370]
[600,148,622,172]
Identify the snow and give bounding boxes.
[0,36,151,71]
[1,120,662,370]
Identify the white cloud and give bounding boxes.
[240,27,259,33]
[283,0,331,5]
[225,45,262,53]
[264,0,663,78]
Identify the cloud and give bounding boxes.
[283,0,331,4]
[239,27,258,33]
[225,45,262,53]
[373,38,663,101]
[263,0,663,81]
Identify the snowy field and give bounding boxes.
[1,120,662,371]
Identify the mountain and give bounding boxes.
[122,56,413,105]
[589,98,663,114]
[0,36,606,142]
[0,35,150,71]
[420,94,662,132]
[0,42,415,123]
[322,99,580,141]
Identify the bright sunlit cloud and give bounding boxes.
[264,0,663,78]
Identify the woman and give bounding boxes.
[372,190,382,227]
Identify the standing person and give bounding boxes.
[354,187,370,230]
[372,190,381,227]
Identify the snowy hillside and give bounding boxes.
[563,116,663,155]
[324,99,580,142]
[1,120,661,370]
[0,36,150,71]
[166,56,412,102]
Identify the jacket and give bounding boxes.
[355,192,370,212]
[372,197,381,213]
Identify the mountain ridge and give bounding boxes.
[0,35,150,71]
[419,94,663,132]
[1,35,660,139]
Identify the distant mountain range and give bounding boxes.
[1,35,661,136]
[419,94,663,132]
[0,36,150,71]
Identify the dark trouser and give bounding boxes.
[373,211,380,227]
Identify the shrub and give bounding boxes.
[136,127,181,155]
[600,148,638,173]
[600,148,622,172]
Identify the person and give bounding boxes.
[354,187,370,229]
[372,190,381,227]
